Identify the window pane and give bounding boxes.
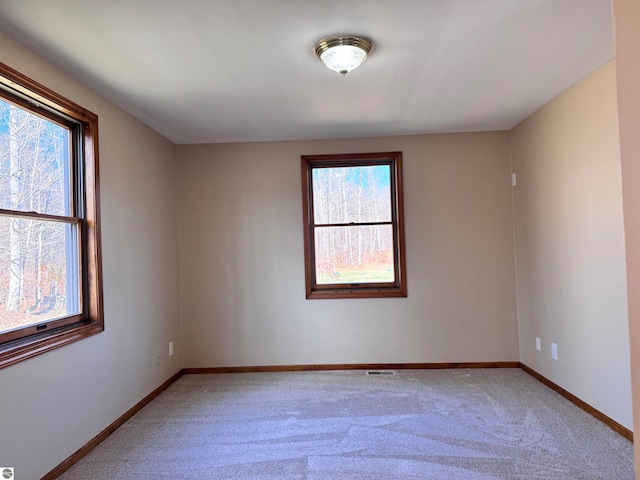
[314,225,395,284]
[0,98,71,216]
[312,165,391,224]
[0,216,80,333]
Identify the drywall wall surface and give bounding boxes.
[613,0,640,465]
[0,33,182,479]
[511,61,632,429]
[178,132,519,368]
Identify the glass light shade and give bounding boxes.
[314,36,372,75]
[320,45,368,75]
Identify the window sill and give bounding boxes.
[306,287,407,300]
[0,321,103,369]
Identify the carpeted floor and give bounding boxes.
[58,369,634,479]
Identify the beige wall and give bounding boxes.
[613,0,640,468]
[0,34,182,479]
[178,133,519,367]
[510,61,632,429]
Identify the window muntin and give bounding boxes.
[302,152,407,299]
[0,61,103,367]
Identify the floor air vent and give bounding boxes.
[367,370,396,376]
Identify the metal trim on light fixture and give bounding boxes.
[314,35,373,75]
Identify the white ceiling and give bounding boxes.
[0,1,614,145]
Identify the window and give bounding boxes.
[301,152,407,299]
[0,62,103,368]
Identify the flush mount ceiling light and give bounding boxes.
[314,35,372,75]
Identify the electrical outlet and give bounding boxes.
[536,337,541,352]
[155,350,161,365]
[551,342,558,360]
[169,341,174,357]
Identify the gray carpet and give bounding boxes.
[59,369,634,479]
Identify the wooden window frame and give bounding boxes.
[301,151,407,299]
[0,62,103,369]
